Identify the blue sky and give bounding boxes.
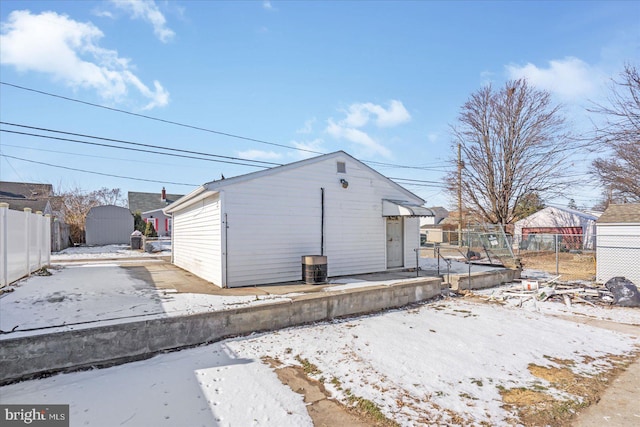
[0,0,638,209]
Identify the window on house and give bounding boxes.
[337,161,346,173]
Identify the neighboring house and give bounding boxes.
[85,205,134,245]
[165,151,432,288]
[0,181,53,215]
[0,181,71,251]
[128,188,183,237]
[596,203,640,285]
[420,207,449,243]
[514,206,600,250]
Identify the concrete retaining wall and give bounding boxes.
[0,277,441,385]
[449,268,520,292]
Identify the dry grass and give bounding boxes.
[499,353,638,426]
[517,251,596,281]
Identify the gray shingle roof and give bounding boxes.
[0,181,53,199]
[597,203,640,224]
[0,181,54,213]
[128,191,184,213]
[0,198,50,213]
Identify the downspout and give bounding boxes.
[170,212,174,264]
[321,188,325,256]
[224,212,229,289]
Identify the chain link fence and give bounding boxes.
[420,229,639,283]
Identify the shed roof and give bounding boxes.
[596,203,640,224]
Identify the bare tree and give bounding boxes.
[589,64,640,202]
[94,187,127,206]
[55,186,125,243]
[449,79,572,225]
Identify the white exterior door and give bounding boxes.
[386,217,403,268]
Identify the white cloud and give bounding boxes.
[506,57,598,99]
[263,1,275,11]
[92,9,114,19]
[289,138,326,160]
[296,118,316,134]
[0,10,169,109]
[110,0,174,43]
[343,100,411,128]
[323,100,409,158]
[237,150,283,161]
[326,119,391,158]
[427,133,438,143]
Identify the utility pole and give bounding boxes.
[457,142,462,247]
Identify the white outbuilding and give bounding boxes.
[85,205,134,245]
[513,206,599,250]
[165,151,432,288]
[596,203,640,285]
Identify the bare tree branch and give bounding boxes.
[589,63,640,204]
[449,79,573,224]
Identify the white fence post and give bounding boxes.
[45,214,51,265]
[0,203,8,287]
[36,211,43,268]
[24,208,31,277]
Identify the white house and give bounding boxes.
[513,206,600,250]
[596,203,640,285]
[165,151,431,288]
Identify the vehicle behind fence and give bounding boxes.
[421,228,639,283]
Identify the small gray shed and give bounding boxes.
[85,205,134,245]
[596,203,640,285]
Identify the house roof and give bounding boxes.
[514,206,599,226]
[0,198,50,213]
[0,181,53,199]
[545,205,599,221]
[128,191,184,213]
[0,181,54,213]
[596,203,640,224]
[166,151,426,213]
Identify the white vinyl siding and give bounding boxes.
[172,194,222,285]
[222,155,423,287]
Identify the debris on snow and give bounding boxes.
[477,276,628,309]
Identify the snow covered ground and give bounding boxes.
[1,299,638,426]
[2,245,639,426]
[51,243,171,260]
[0,264,299,338]
[3,246,503,338]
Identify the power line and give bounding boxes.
[0,121,282,167]
[0,82,452,171]
[0,81,323,154]
[0,153,26,182]
[388,176,446,185]
[0,143,211,168]
[0,153,198,186]
[0,129,272,169]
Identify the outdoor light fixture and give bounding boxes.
[340,178,349,188]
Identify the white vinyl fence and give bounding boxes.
[0,203,51,288]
